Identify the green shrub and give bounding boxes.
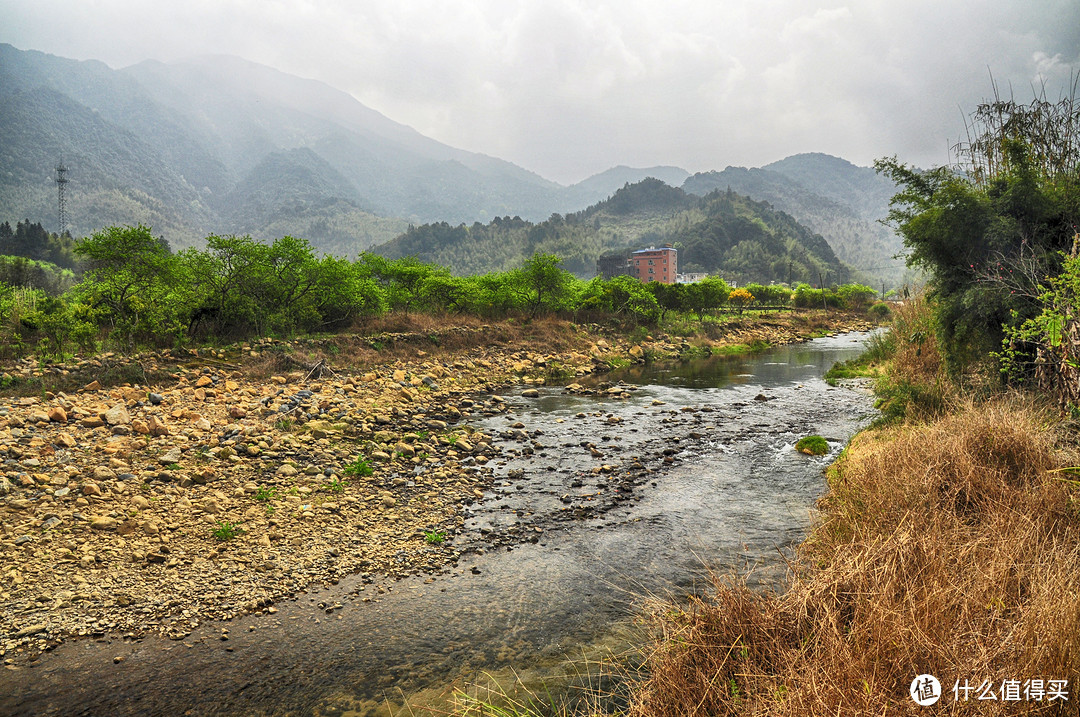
[868,302,892,320]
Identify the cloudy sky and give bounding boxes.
[3,0,1078,184]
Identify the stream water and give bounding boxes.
[2,333,878,717]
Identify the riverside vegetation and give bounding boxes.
[601,90,1080,717]
[0,276,874,669]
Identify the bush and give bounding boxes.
[867,301,891,320]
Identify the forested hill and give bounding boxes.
[373,178,851,286]
[682,153,905,284]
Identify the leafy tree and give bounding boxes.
[876,89,1079,373]
[74,224,181,348]
[728,287,755,313]
[837,283,878,309]
[650,281,690,321]
[514,253,575,316]
[684,277,730,321]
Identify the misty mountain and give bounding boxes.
[0,44,561,249]
[1,44,903,281]
[374,178,851,286]
[682,154,906,285]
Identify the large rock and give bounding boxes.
[146,415,170,437]
[104,404,131,426]
[90,516,118,531]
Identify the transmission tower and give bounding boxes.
[55,158,69,235]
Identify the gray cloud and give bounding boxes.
[2,0,1077,183]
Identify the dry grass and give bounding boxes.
[630,396,1080,716]
[238,316,592,381]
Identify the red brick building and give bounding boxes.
[631,246,677,284]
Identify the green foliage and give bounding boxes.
[875,89,1080,375]
[795,435,829,456]
[253,486,277,502]
[424,530,447,545]
[577,275,660,323]
[211,520,244,541]
[0,213,883,360]
[327,477,346,493]
[868,301,892,320]
[517,253,575,316]
[998,245,1080,405]
[74,224,182,349]
[343,457,373,477]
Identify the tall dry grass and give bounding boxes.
[630,397,1080,716]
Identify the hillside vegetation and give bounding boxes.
[683,153,908,286]
[375,178,852,285]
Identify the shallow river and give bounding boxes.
[2,333,877,717]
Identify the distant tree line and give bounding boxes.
[377,180,852,285]
[0,223,879,361]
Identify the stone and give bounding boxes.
[104,404,131,426]
[93,466,117,481]
[47,406,68,422]
[195,376,214,388]
[131,419,151,435]
[90,516,118,531]
[228,405,247,419]
[277,464,298,477]
[159,448,182,465]
[54,432,77,448]
[81,416,106,428]
[82,482,103,496]
[146,415,170,437]
[521,388,540,398]
[83,380,102,391]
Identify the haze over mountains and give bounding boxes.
[0,43,906,284]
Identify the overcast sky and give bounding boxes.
[3,1,1078,184]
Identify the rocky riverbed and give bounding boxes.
[0,315,874,669]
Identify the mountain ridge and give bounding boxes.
[1,44,901,284]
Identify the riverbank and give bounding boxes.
[626,326,1080,715]
[0,311,873,669]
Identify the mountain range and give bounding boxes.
[0,43,906,285]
